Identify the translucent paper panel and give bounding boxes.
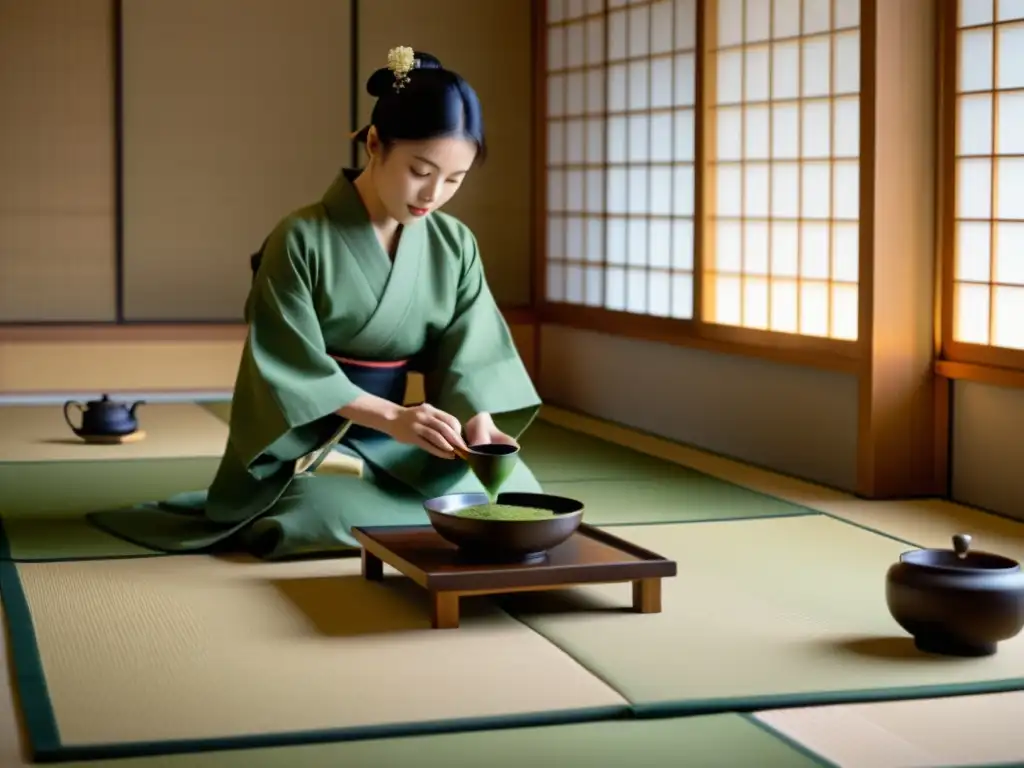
[999,0,1024,21]
[831,283,859,340]
[548,27,565,71]
[565,264,585,304]
[958,94,993,155]
[800,281,829,336]
[832,222,859,282]
[774,0,801,39]
[718,50,743,103]
[993,285,1024,348]
[959,29,993,92]
[675,0,697,49]
[997,24,1024,89]
[605,266,626,311]
[743,222,769,274]
[996,158,1024,219]
[954,282,990,344]
[548,171,565,211]
[770,279,798,332]
[584,266,603,307]
[956,158,991,219]
[772,42,800,100]
[803,0,831,35]
[834,97,860,156]
[715,220,743,272]
[671,273,694,318]
[566,22,586,67]
[802,101,831,158]
[956,221,991,282]
[650,1,674,54]
[772,222,799,276]
[648,271,671,316]
[995,222,1024,285]
[546,260,566,302]
[960,0,993,27]
[548,216,565,260]
[835,0,860,28]
[743,277,769,328]
[746,0,771,43]
[566,216,585,259]
[802,37,831,98]
[674,219,695,269]
[801,223,830,278]
[714,275,742,325]
[718,0,743,47]
[997,92,1024,154]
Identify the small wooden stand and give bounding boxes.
[79,430,147,445]
[352,524,677,629]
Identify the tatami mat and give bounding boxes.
[502,515,1024,715]
[0,552,628,762]
[542,477,814,526]
[0,457,219,561]
[0,403,228,462]
[755,692,1024,768]
[0,411,818,561]
[541,406,1024,563]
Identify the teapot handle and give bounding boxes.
[63,401,84,432]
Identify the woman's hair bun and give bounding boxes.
[365,50,444,98]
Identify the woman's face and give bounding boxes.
[365,128,478,224]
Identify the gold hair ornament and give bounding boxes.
[387,46,417,91]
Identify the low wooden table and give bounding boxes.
[351,523,678,629]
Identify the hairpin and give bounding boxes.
[387,46,417,91]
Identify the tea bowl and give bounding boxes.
[422,491,584,564]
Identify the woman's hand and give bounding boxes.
[464,412,518,449]
[339,396,468,460]
[388,403,469,459]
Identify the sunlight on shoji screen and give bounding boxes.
[708,0,861,339]
[545,0,698,318]
[953,0,1024,350]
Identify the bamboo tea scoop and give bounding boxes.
[455,443,520,500]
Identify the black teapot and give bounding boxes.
[63,394,145,438]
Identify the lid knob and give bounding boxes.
[953,533,972,559]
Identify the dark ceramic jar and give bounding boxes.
[886,534,1024,656]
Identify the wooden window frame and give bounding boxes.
[533,0,869,375]
[934,0,1024,387]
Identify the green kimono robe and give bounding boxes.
[89,169,543,559]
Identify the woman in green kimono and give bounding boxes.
[91,48,544,559]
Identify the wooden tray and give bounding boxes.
[351,523,678,629]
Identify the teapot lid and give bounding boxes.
[901,533,1020,573]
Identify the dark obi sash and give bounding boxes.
[330,354,408,441]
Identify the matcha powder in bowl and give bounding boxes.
[453,504,557,521]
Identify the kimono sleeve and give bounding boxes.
[231,225,366,471]
[423,228,541,440]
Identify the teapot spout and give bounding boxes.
[129,400,146,418]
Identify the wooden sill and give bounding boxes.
[0,306,538,343]
[935,360,1024,390]
[539,303,862,375]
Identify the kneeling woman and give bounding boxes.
[91,48,543,559]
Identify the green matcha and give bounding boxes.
[453,504,556,521]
